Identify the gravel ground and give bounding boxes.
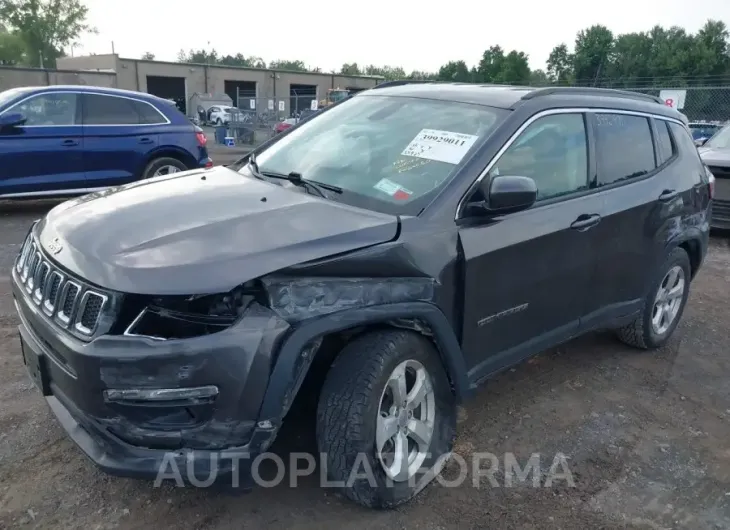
[1,200,730,529]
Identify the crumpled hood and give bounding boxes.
[36,167,399,295]
[698,147,730,167]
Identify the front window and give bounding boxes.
[705,124,730,150]
[244,94,507,215]
[9,92,78,126]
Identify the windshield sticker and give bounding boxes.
[401,129,479,165]
[374,178,413,201]
[392,158,430,173]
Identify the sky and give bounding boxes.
[75,0,730,73]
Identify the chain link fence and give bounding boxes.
[618,86,730,123]
[216,90,323,147]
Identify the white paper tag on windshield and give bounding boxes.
[401,129,479,165]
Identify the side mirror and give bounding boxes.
[0,112,26,129]
[479,175,537,215]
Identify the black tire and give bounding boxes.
[615,247,691,349]
[141,157,188,179]
[316,329,456,509]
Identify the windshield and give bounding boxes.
[244,94,506,215]
[705,124,730,150]
[0,87,33,110]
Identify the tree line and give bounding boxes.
[1,1,728,92]
[174,20,730,89]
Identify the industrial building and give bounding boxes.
[0,54,382,116]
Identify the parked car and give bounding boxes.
[208,105,246,126]
[12,83,710,509]
[274,109,321,134]
[688,121,723,146]
[274,117,297,134]
[0,86,212,198]
[699,123,730,228]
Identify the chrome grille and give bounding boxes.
[14,232,110,338]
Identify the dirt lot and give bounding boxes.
[1,200,730,529]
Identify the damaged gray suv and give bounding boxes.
[13,82,711,509]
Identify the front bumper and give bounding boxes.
[12,266,290,481]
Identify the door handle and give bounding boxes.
[570,213,601,231]
[60,139,79,147]
[658,189,678,202]
[138,137,154,145]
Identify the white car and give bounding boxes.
[208,105,245,126]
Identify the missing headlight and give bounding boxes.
[123,282,261,340]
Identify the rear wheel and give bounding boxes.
[141,157,188,179]
[316,329,456,509]
[615,247,691,349]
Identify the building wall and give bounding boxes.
[1,56,381,114]
[56,54,117,71]
[0,66,116,91]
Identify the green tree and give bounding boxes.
[177,48,219,64]
[572,25,614,82]
[407,70,438,80]
[141,51,155,60]
[364,65,406,80]
[498,50,531,84]
[340,62,360,75]
[476,45,505,82]
[604,32,652,86]
[268,59,308,71]
[0,0,94,68]
[529,69,549,86]
[0,22,26,64]
[438,60,471,82]
[546,43,573,84]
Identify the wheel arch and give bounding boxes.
[143,146,197,174]
[257,302,471,425]
[666,227,707,280]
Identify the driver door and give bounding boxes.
[0,91,85,196]
[458,112,603,380]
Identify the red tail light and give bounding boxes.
[195,131,207,146]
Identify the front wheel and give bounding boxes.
[615,247,691,349]
[316,329,456,509]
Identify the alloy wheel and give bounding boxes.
[376,359,435,482]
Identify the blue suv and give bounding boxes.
[0,86,212,198]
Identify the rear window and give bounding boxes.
[83,94,166,125]
[595,113,655,187]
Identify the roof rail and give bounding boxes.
[371,79,438,89]
[521,86,664,105]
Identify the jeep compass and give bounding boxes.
[12,82,711,509]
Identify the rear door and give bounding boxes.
[81,93,163,188]
[459,111,603,380]
[579,112,694,329]
[0,91,85,196]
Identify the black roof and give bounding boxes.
[361,82,684,121]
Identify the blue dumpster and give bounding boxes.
[214,126,227,144]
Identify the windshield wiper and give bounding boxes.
[259,170,342,198]
[245,154,341,198]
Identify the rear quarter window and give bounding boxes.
[669,122,705,184]
[655,120,676,165]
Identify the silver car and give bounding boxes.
[699,124,730,229]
